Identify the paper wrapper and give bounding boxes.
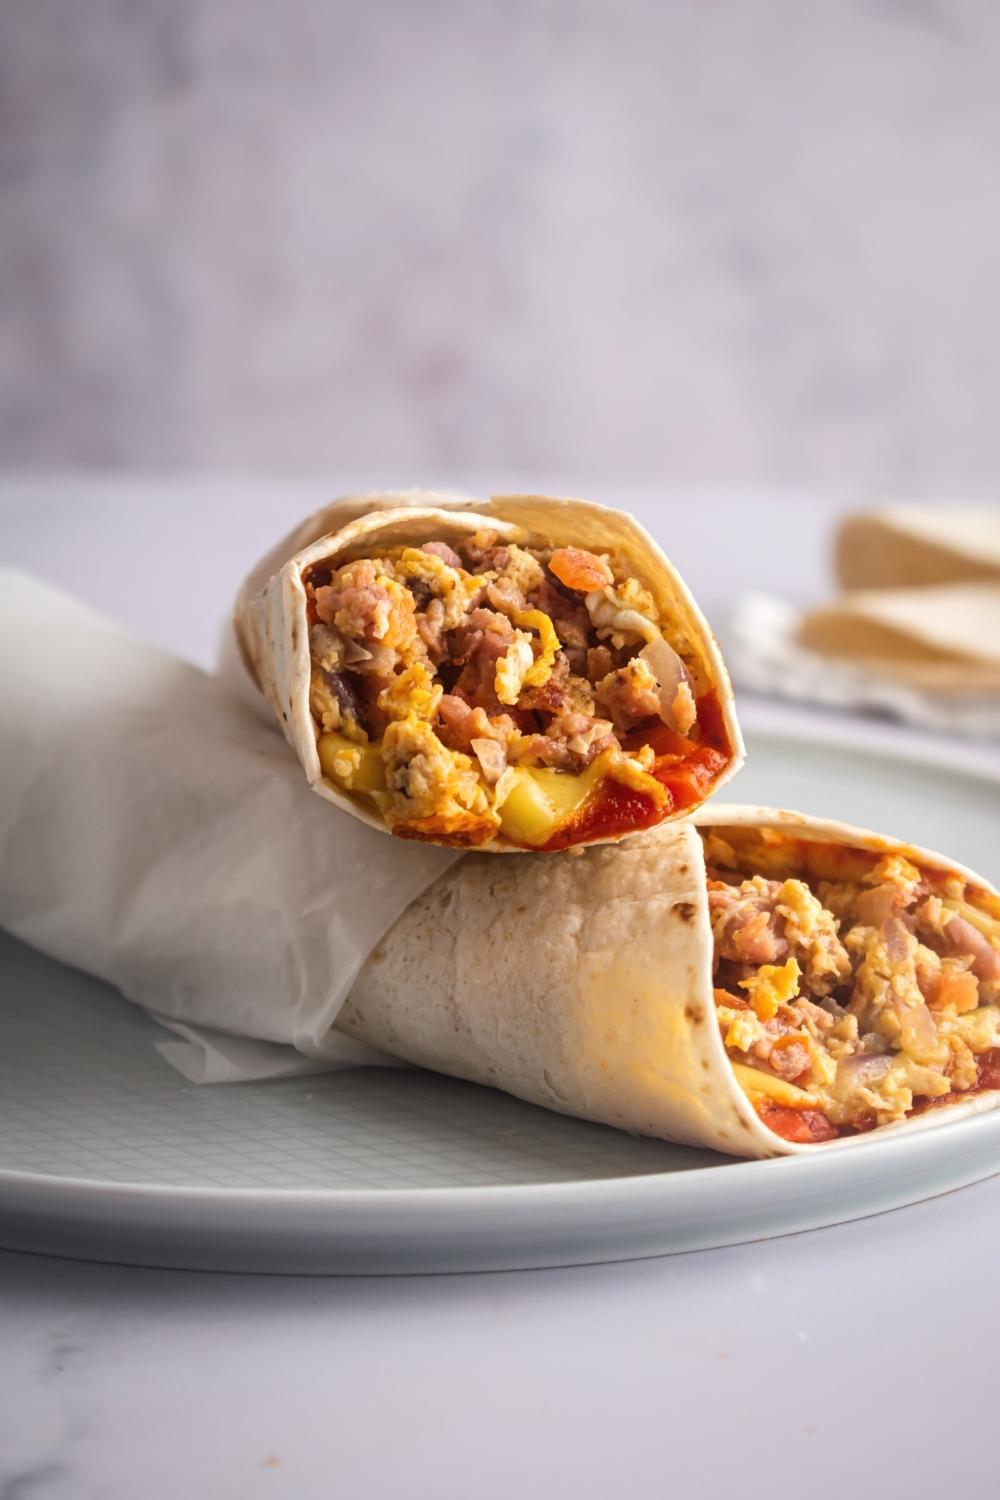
[0,571,461,1079]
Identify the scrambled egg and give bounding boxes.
[393,549,484,628]
[498,545,547,597]
[495,632,536,706]
[378,662,442,723]
[776,879,852,993]
[827,1056,952,1128]
[379,716,495,833]
[739,957,801,1020]
[711,828,1000,1136]
[309,538,672,844]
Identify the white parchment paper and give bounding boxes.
[0,571,462,1078]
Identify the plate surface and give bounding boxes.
[2,712,1000,1274]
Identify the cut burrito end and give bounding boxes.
[336,808,1000,1159]
[701,815,1000,1145]
[247,497,741,852]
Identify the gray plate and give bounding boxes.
[2,710,999,1274]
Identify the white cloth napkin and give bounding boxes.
[0,571,462,1080]
[728,593,1000,742]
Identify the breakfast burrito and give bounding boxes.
[338,805,1000,1156]
[235,493,743,851]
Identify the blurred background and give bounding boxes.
[4,0,1000,492]
[3,0,999,746]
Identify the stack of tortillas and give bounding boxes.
[799,507,1000,693]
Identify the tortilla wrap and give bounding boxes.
[338,805,1000,1158]
[235,492,743,851]
[798,582,1000,692]
[835,506,1000,590]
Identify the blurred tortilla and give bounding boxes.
[836,506,1000,591]
[798,582,1000,691]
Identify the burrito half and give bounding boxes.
[339,805,1000,1156]
[236,492,742,851]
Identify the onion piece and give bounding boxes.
[890,992,947,1065]
[834,1053,893,1090]
[470,737,507,785]
[639,637,696,733]
[323,669,365,725]
[309,623,372,668]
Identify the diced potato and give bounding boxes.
[497,772,557,847]
[528,762,604,816]
[498,761,604,847]
[317,732,386,795]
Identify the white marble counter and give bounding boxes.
[2,480,998,1498]
[5,1171,1000,1500]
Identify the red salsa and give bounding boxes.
[758,1048,1000,1143]
[535,689,732,852]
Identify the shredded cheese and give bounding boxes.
[730,1063,819,1110]
[511,608,561,688]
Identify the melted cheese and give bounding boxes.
[730,1063,819,1110]
[510,608,560,688]
[317,732,386,794]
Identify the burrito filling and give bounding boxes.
[704,828,1000,1143]
[303,533,730,847]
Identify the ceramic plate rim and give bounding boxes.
[4,1100,1000,1209]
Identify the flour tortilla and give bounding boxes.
[835,506,1000,590]
[234,491,744,849]
[798,582,1000,692]
[799,506,1000,691]
[337,805,1000,1158]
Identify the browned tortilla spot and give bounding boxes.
[684,1003,705,1025]
[674,901,696,924]
[393,813,497,847]
[701,1058,710,1071]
